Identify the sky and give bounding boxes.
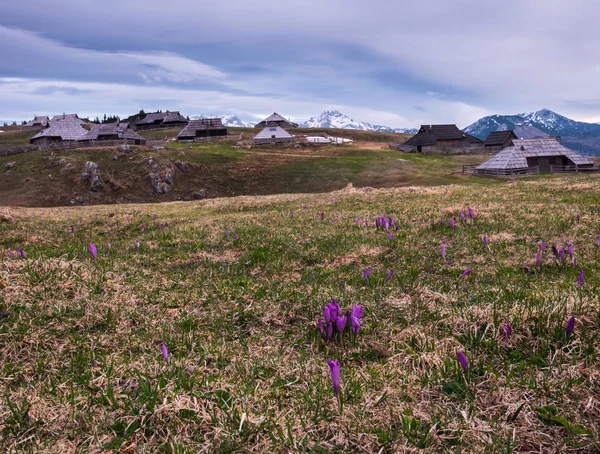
[1,0,600,128]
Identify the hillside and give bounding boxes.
[2,177,600,452]
[464,109,600,155]
[0,128,501,208]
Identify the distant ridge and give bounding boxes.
[464,109,600,156]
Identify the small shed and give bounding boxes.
[255,112,298,129]
[177,118,228,141]
[475,137,596,176]
[134,111,188,130]
[30,121,88,147]
[399,124,482,153]
[483,130,518,150]
[253,126,295,145]
[79,123,147,145]
[25,116,49,128]
[50,114,87,125]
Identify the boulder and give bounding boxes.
[174,160,188,172]
[192,189,206,200]
[81,161,104,192]
[5,161,16,171]
[148,162,176,194]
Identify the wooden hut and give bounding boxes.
[134,111,188,130]
[30,121,88,147]
[50,113,87,125]
[79,123,147,145]
[475,137,596,177]
[177,118,228,141]
[398,125,482,153]
[24,116,49,128]
[483,130,518,151]
[255,112,298,129]
[253,126,295,145]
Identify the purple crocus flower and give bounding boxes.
[385,269,394,283]
[328,359,341,399]
[336,313,348,333]
[89,243,97,260]
[460,269,472,278]
[576,213,580,223]
[459,212,465,223]
[327,322,333,341]
[320,212,325,221]
[318,318,325,337]
[161,343,169,362]
[8,250,14,258]
[136,240,141,248]
[552,245,559,259]
[536,252,541,270]
[578,269,584,287]
[388,232,394,240]
[568,244,573,258]
[18,249,27,259]
[573,258,577,269]
[483,235,488,246]
[468,208,475,219]
[290,210,294,217]
[541,242,547,253]
[364,218,369,227]
[449,218,455,230]
[351,316,361,336]
[501,323,512,344]
[565,316,576,338]
[559,248,565,262]
[457,350,469,374]
[351,305,365,319]
[235,234,239,240]
[161,224,166,230]
[153,213,157,219]
[226,227,231,236]
[441,244,446,261]
[356,218,361,227]
[323,306,331,325]
[363,267,372,284]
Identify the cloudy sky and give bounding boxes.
[1,0,599,127]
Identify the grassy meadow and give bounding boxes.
[1,176,600,452]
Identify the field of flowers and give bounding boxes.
[1,176,600,452]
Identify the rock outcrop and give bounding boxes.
[81,161,104,192]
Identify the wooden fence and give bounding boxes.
[473,166,540,178]
[462,165,477,174]
[550,165,600,173]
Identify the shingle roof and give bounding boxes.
[30,121,88,141]
[484,130,518,146]
[257,112,298,128]
[50,114,86,125]
[476,138,595,170]
[135,111,187,125]
[25,116,49,127]
[253,126,294,140]
[177,118,226,139]
[403,124,473,147]
[79,123,146,142]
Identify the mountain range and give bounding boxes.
[464,109,600,156]
[192,110,417,133]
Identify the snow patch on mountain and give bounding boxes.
[301,110,417,133]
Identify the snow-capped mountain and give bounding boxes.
[464,109,600,156]
[301,110,417,133]
[191,114,255,127]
